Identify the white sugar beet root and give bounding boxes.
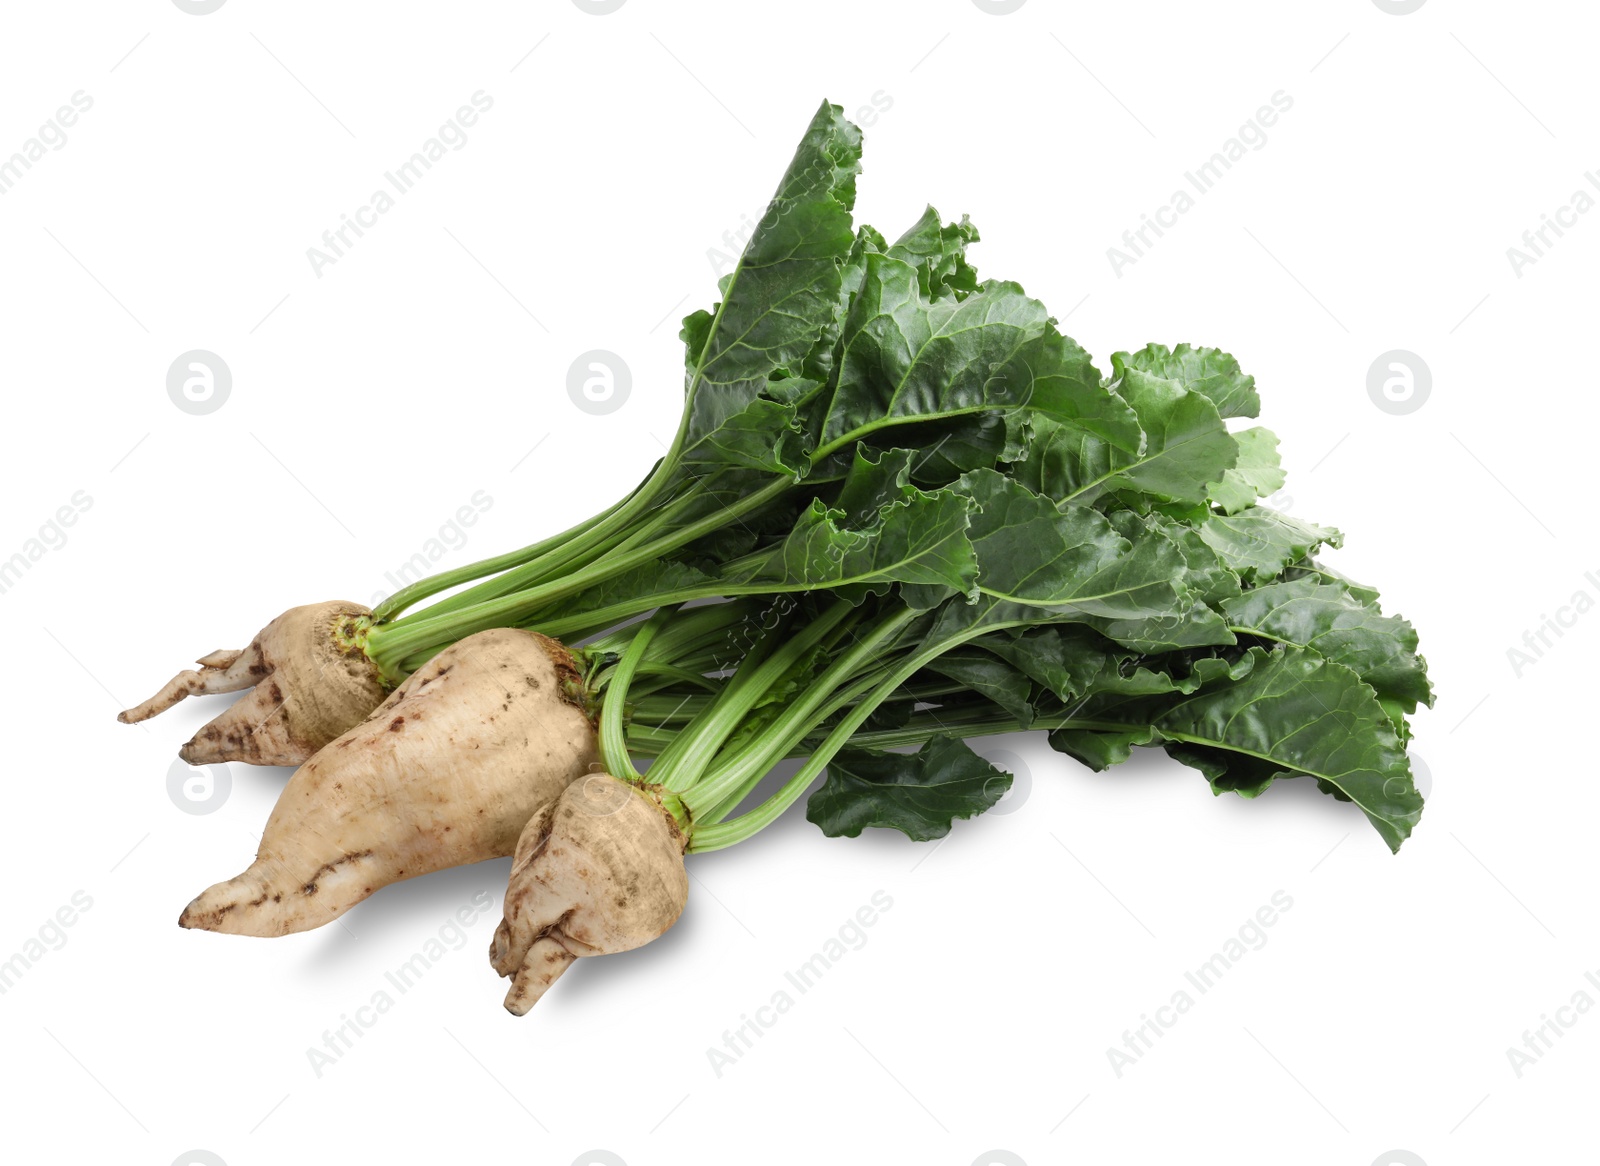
[120,601,387,767]
[491,773,689,1015]
[179,627,598,937]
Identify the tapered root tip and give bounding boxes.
[180,848,380,937]
[178,894,232,932]
[119,646,259,725]
[178,870,276,934]
[178,735,229,766]
[501,937,577,1016]
[116,671,204,724]
[176,681,302,767]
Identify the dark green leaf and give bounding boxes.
[1048,726,1158,771]
[958,470,1193,623]
[1075,648,1423,851]
[693,101,862,389]
[681,393,808,475]
[921,647,1035,728]
[869,412,1015,485]
[1144,513,1244,606]
[1198,508,1342,583]
[980,624,1124,701]
[1222,578,1433,710]
[807,735,1013,840]
[831,446,916,526]
[820,255,1051,454]
[1018,326,1139,451]
[1283,558,1381,604]
[886,206,981,299]
[1042,370,1239,508]
[676,102,863,475]
[720,489,978,598]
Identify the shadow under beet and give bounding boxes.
[302,856,511,971]
[541,886,711,1008]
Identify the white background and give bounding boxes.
[0,2,1593,1164]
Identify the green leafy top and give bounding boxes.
[369,100,1432,856]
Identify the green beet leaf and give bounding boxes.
[1064,648,1423,851]
[920,646,1036,728]
[1113,343,1260,420]
[677,101,863,476]
[957,470,1195,625]
[1222,578,1433,710]
[979,624,1127,701]
[820,254,1051,454]
[1198,507,1342,583]
[807,734,1013,840]
[1207,426,1285,515]
[719,488,978,599]
[1042,370,1239,508]
[886,206,981,300]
